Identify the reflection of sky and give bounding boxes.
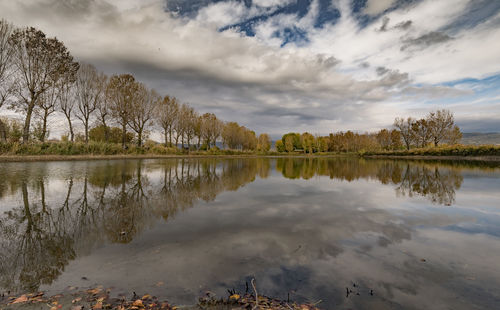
[35,163,500,310]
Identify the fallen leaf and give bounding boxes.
[11,295,28,304]
[72,297,82,304]
[50,307,57,310]
[142,294,151,300]
[132,299,144,307]
[93,301,103,309]
[229,294,240,300]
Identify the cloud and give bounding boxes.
[363,0,397,16]
[401,31,453,51]
[0,0,499,136]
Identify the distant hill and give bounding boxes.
[461,133,500,145]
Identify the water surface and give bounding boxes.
[1,157,499,309]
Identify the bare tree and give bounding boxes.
[128,85,159,146]
[8,27,78,143]
[97,77,111,142]
[0,19,14,108]
[107,74,140,148]
[156,95,179,147]
[411,118,432,148]
[58,73,76,142]
[394,117,415,150]
[36,86,58,142]
[75,63,105,143]
[427,109,456,146]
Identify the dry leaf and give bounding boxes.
[132,299,144,307]
[141,294,151,300]
[229,294,240,300]
[72,297,82,304]
[11,295,28,304]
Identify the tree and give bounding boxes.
[411,118,432,148]
[128,85,159,147]
[0,19,14,108]
[257,133,271,152]
[107,74,140,148]
[427,109,457,146]
[446,125,462,145]
[275,139,284,152]
[58,71,77,142]
[36,86,58,142]
[222,122,242,149]
[156,96,179,146]
[300,132,315,153]
[8,27,78,143]
[394,117,415,150]
[284,135,294,152]
[201,113,222,149]
[390,129,402,150]
[75,63,105,143]
[376,129,391,150]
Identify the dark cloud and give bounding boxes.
[401,31,453,51]
[394,20,412,30]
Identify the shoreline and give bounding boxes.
[1,153,500,163]
[363,154,500,162]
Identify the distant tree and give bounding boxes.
[128,84,159,147]
[107,74,140,148]
[8,27,79,143]
[156,96,179,147]
[284,135,294,152]
[411,118,432,148]
[394,117,415,150]
[275,139,284,152]
[201,113,222,148]
[300,132,315,153]
[446,125,462,145]
[376,129,392,150]
[427,109,458,146]
[390,129,402,150]
[257,133,271,152]
[75,63,106,143]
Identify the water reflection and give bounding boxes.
[0,158,499,309]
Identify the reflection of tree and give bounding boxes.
[0,158,270,293]
[396,164,463,206]
[276,158,464,206]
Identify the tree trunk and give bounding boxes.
[41,110,48,142]
[22,100,36,144]
[65,114,74,142]
[84,117,89,144]
[164,128,168,146]
[137,129,142,147]
[121,122,127,149]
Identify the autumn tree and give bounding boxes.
[128,84,159,146]
[376,129,391,150]
[427,109,460,146]
[394,117,415,150]
[411,119,432,148]
[75,63,106,143]
[201,113,222,148]
[8,27,79,143]
[107,74,140,148]
[257,133,271,152]
[156,95,179,146]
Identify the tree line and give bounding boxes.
[276,109,462,153]
[0,19,270,151]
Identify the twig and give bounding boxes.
[251,278,258,310]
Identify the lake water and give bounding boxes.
[0,157,499,309]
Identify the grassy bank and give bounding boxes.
[361,144,500,157]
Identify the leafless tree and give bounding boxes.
[0,19,14,108]
[58,73,77,142]
[156,96,179,147]
[394,117,415,150]
[128,84,159,146]
[8,27,78,143]
[75,63,105,143]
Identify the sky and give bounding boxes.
[0,0,499,137]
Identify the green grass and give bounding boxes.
[362,144,500,157]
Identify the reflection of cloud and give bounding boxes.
[1,158,499,309]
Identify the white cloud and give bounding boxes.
[0,0,498,136]
[363,0,397,16]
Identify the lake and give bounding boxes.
[0,157,499,309]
